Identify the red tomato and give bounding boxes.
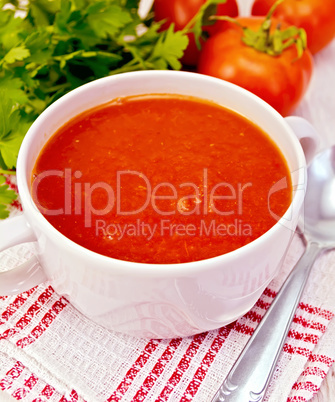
[251,0,335,54]
[197,17,313,116]
[154,0,239,66]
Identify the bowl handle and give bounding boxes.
[0,214,47,296]
[284,116,320,165]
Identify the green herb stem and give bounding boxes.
[0,169,16,175]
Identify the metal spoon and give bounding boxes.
[212,145,335,402]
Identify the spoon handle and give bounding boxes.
[211,241,322,402]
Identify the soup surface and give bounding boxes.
[31,94,292,264]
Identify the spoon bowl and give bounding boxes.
[302,146,335,246]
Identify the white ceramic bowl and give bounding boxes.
[0,71,318,339]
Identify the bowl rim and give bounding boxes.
[16,70,306,275]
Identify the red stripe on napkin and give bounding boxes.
[287,329,320,345]
[309,354,334,366]
[11,373,38,400]
[299,303,334,320]
[0,361,24,391]
[132,338,183,401]
[254,295,334,320]
[16,297,68,348]
[1,359,83,402]
[0,286,55,341]
[233,323,254,336]
[35,384,55,400]
[255,299,271,311]
[32,387,80,402]
[300,367,327,378]
[179,325,233,401]
[262,288,277,298]
[292,381,319,393]
[154,332,208,401]
[0,288,37,325]
[293,316,327,332]
[243,310,263,323]
[283,344,313,358]
[59,389,79,401]
[107,339,161,401]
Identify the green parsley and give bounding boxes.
[0,0,224,218]
[0,175,17,219]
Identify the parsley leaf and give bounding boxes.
[86,2,132,38]
[191,0,228,48]
[0,74,28,104]
[0,175,17,219]
[149,24,189,70]
[2,45,30,65]
[0,92,31,170]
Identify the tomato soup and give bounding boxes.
[31,94,292,264]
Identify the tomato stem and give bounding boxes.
[212,0,307,59]
[266,0,285,20]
